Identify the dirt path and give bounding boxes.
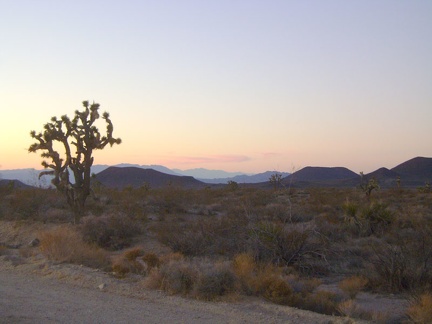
[0,264,357,324]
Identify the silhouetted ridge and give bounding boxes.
[285,167,358,182]
[366,167,399,179]
[0,179,32,188]
[391,157,432,181]
[95,167,205,189]
[358,167,400,187]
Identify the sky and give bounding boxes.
[1,0,431,174]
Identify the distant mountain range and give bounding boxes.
[173,168,246,179]
[0,179,32,189]
[95,167,205,189]
[201,171,290,184]
[0,164,287,187]
[1,156,431,189]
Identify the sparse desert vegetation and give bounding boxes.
[1,182,431,322]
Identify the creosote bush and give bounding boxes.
[80,214,142,250]
[193,262,238,300]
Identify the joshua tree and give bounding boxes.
[29,101,121,223]
[269,173,283,190]
[359,172,380,198]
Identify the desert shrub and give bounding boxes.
[108,190,148,221]
[368,240,409,292]
[123,247,144,261]
[234,258,293,302]
[338,275,368,299]
[338,300,389,322]
[360,201,393,235]
[155,222,208,256]
[232,253,255,276]
[142,253,160,270]
[3,188,62,221]
[232,257,302,304]
[288,276,321,295]
[157,259,198,295]
[314,213,348,243]
[39,226,109,269]
[406,293,432,323]
[262,275,293,304]
[150,187,189,214]
[417,182,431,193]
[342,200,359,220]
[263,284,339,316]
[143,252,185,289]
[300,290,340,315]
[367,224,432,292]
[194,262,238,300]
[232,253,257,295]
[248,222,328,274]
[403,221,432,290]
[159,252,184,263]
[111,247,146,278]
[155,215,247,257]
[343,200,393,237]
[342,200,361,233]
[148,257,238,300]
[249,222,308,265]
[80,214,142,250]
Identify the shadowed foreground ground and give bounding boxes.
[0,268,356,324]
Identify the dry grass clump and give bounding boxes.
[406,293,432,323]
[338,275,369,299]
[231,253,338,313]
[145,256,238,300]
[111,247,147,277]
[338,300,389,322]
[123,247,144,261]
[232,253,256,294]
[142,252,160,270]
[111,246,159,278]
[39,226,109,269]
[262,274,293,304]
[232,253,287,298]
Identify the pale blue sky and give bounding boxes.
[1,1,431,173]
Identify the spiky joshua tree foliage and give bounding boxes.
[29,101,121,223]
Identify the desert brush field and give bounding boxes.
[1,182,431,323]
